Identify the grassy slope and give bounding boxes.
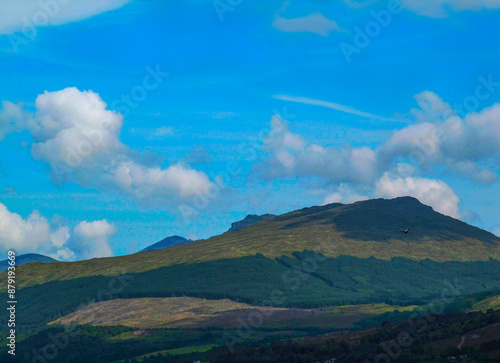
[134,344,217,360]
[7,197,500,289]
[49,296,417,330]
[49,297,276,328]
[474,294,500,311]
[9,253,500,331]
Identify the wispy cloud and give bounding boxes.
[273,94,396,121]
[151,126,174,138]
[399,0,500,18]
[273,13,343,36]
[0,0,132,35]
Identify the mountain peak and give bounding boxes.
[140,235,192,252]
[277,196,497,244]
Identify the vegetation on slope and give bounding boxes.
[6,197,500,289]
[50,297,417,330]
[207,310,500,363]
[7,253,500,331]
[49,297,280,328]
[3,309,500,362]
[474,294,500,312]
[227,214,276,232]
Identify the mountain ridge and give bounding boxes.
[140,235,192,252]
[5,196,500,289]
[228,214,276,232]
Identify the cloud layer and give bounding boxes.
[375,173,460,218]
[0,87,214,203]
[381,91,500,184]
[0,202,114,260]
[343,0,500,17]
[69,220,115,260]
[0,0,131,35]
[262,91,500,218]
[400,0,500,17]
[273,13,342,36]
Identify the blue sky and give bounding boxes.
[0,0,499,260]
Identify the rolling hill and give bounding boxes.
[6,197,500,289]
[2,197,500,362]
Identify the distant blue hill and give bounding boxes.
[140,236,192,252]
[0,253,57,272]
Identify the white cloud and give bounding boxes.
[70,220,115,259]
[113,162,213,198]
[1,87,214,202]
[381,91,500,184]
[0,203,51,252]
[273,13,342,36]
[400,0,500,17]
[0,202,114,260]
[323,193,343,204]
[493,226,500,237]
[0,101,33,139]
[375,173,461,218]
[0,0,132,35]
[261,115,378,184]
[260,88,500,219]
[323,185,369,205]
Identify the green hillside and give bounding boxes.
[474,294,500,312]
[6,197,500,289]
[8,253,500,331]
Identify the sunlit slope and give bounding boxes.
[474,294,500,312]
[9,254,500,330]
[7,197,500,289]
[49,297,417,330]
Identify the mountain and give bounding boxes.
[0,253,57,272]
[228,214,276,232]
[140,235,192,252]
[7,197,500,289]
[3,197,500,363]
